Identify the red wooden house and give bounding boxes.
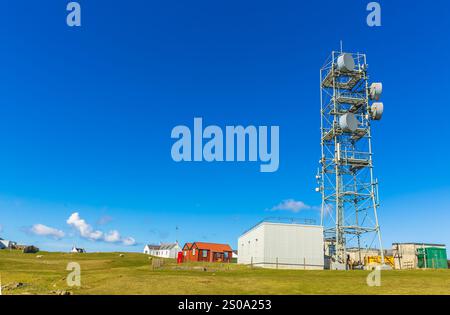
[182,242,233,263]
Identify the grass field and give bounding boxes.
[0,250,449,295]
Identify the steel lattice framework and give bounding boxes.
[318,50,384,269]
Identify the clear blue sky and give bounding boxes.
[1,0,449,252]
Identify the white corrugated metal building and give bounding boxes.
[237,220,324,270]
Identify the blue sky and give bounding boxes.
[0,0,449,252]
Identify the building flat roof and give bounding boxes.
[392,242,446,247]
[346,247,380,252]
[240,218,322,238]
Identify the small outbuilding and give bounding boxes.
[392,243,447,269]
[238,220,324,270]
[182,242,233,263]
[23,245,39,253]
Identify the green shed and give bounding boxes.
[417,247,448,269]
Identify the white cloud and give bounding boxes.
[67,212,103,240]
[104,230,136,246]
[104,230,121,243]
[122,237,136,246]
[67,212,136,246]
[30,224,65,239]
[269,199,311,213]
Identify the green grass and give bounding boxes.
[1,250,449,295]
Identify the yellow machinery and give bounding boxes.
[365,255,395,268]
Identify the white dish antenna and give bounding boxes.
[371,102,384,120]
[370,83,383,100]
[337,53,355,72]
[339,112,358,132]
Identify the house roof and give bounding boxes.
[145,244,161,250]
[240,218,321,238]
[160,243,179,250]
[192,242,233,252]
[392,242,446,247]
[146,243,180,250]
[183,243,193,250]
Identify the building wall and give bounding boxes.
[185,245,200,262]
[144,246,180,259]
[238,223,324,270]
[183,246,232,263]
[143,247,158,256]
[393,244,417,269]
[144,248,180,258]
[170,247,181,259]
[0,240,11,249]
[238,224,265,265]
[392,243,447,269]
[158,247,180,259]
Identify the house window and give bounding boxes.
[192,248,196,255]
[224,252,229,259]
[184,251,187,256]
[202,250,208,258]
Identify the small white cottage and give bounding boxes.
[71,246,86,253]
[0,238,17,249]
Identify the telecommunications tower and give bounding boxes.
[317,48,385,270]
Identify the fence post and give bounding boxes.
[304,257,306,270]
[276,257,278,269]
[251,256,253,268]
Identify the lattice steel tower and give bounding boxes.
[317,48,385,270]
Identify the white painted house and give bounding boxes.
[0,238,17,249]
[238,221,324,270]
[71,246,86,253]
[143,242,181,259]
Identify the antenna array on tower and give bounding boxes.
[317,50,385,270]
